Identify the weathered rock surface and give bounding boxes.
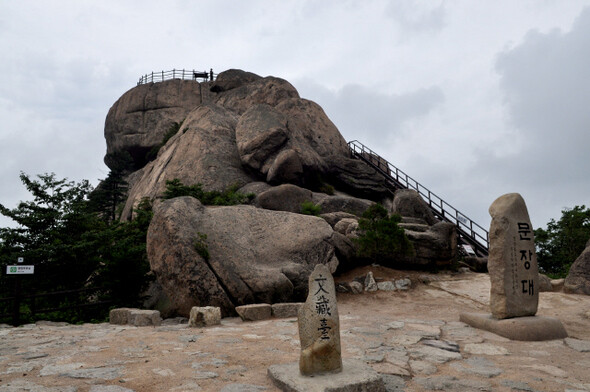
[209,69,262,93]
[326,155,391,200]
[213,74,300,115]
[109,308,162,326]
[189,306,221,327]
[104,79,211,170]
[564,241,590,295]
[121,103,255,219]
[403,222,457,267]
[254,184,313,213]
[487,193,539,319]
[146,197,339,316]
[235,99,349,185]
[391,189,437,225]
[235,304,272,322]
[316,195,373,216]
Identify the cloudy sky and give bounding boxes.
[1,0,589,233]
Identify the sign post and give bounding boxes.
[6,265,35,275]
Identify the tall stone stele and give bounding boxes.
[298,263,343,376]
[488,193,539,319]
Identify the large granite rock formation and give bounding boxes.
[105,68,460,315]
[118,69,361,219]
[147,197,339,316]
[564,239,590,295]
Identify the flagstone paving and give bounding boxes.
[1,270,589,392]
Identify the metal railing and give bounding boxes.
[137,69,216,85]
[348,140,489,256]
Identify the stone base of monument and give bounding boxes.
[460,312,568,341]
[268,359,385,392]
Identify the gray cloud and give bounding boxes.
[475,7,590,226]
[1,1,589,232]
[385,0,447,34]
[296,80,445,148]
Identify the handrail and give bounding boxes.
[137,69,216,85]
[348,140,489,256]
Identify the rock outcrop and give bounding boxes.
[396,190,457,266]
[146,197,339,317]
[104,68,462,315]
[119,69,354,219]
[564,239,590,295]
[120,103,255,219]
[392,189,438,225]
[104,79,213,170]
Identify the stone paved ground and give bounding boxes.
[1,268,590,392]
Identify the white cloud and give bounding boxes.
[1,0,590,232]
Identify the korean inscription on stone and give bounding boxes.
[488,193,539,319]
[298,263,342,376]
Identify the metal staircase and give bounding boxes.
[348,140,489,257]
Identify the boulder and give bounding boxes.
[128,309,162,327]
[235,99,349,186]
[109,308,162,326]
[329,232,357,271]
[326,155,391,200]
[319,212,359,228]
[120,103,255,219]
[235,304,272,321]
[213,74,300,115]
[189,306,221,327]
[272,303,303,318]
[209,69,262,93]
[109,308,132,325]
[538,273,553,292]
[237,181,272,197]
[254,184,313,213]
[104,79,211,170]
[317,195,374,216]
[391,189,438,225]
[564,243,590,295]
[403,222,457,267]
[146,197,340,317]
[333,218,358,237]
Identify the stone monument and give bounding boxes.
[298,264,343,375]
[460,193,568,341]
[488,193,539,318]
[268,263,385,391]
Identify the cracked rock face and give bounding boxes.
[146,197,339,317]
[104,79,212,170]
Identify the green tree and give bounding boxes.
[534,205,590,278]
[162,179,254,205]
[353,203,414,265]
[92,198,153,305]
[0,172,152,323]
[0,173,98,292]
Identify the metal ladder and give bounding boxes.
[348,140,489,257]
